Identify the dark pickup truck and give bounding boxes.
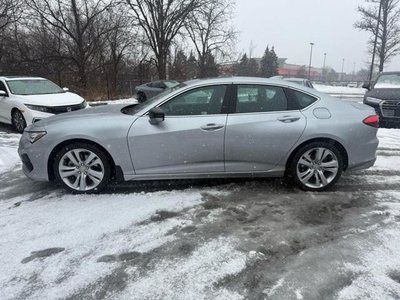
[363,72,400,127]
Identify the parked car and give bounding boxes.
[0,76,86,133]
[363,72,400,127]
[19,77,379,193]
[281,77,314,89]
[134,80,180,102]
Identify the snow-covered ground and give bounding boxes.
[1,128,400,299]
[314,84,366,99]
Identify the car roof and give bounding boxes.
[183,76,308,89]
[0,76,47,81]
[378,72,400,76]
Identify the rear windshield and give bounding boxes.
[6,79,64,95]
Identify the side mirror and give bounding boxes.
[149,107,165,124]
[63,87,69,92]
[362,82,371,90]
[0,90,7,97]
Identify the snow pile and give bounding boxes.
[0,132,21,174]
[120,237,246,300]
[338,192,400,300]
[314,84,366,98]
[89,98,138,106]
[0,190,219,299]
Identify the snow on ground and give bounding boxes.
[314,84,366,98]
[89,97,138,106]
[0,127,400,299]
[0,132,21,174]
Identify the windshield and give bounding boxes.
[374,74,400,88]
[164,80,180,88]
[6,79,64,95]
[123,82,187,115]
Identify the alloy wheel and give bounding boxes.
[296,147,339,189]
[58,149,105,191]
[12,110,26,133]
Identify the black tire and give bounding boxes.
[12,109,27,133]
[53,142,111,194]
[137,92,147,103]
[288,142,344,192]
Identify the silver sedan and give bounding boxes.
[18,77,379,193]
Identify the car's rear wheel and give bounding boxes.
[12,109,27,133]
[289,142,343,191]
[53,143,111,193]
[137,92,146,103]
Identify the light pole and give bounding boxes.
[308,42,314,79]
[322,53,327,81]
[341,58,345,81]
[369,0,383,82]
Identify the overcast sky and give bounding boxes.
[234,0,400,73]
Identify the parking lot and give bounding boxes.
[1,120,400,299]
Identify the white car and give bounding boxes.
[0,76,86,132]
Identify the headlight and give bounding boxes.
[26,131,47,143]
[25,104,52,113]
[366,97,383,104]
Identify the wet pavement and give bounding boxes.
[1,123,400,299]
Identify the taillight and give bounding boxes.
[363,115,379,128]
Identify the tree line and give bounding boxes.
[0,0,236,99]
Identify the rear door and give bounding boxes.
[225,84,306,172]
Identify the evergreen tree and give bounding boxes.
[259,46,279,78]
[248,58,259,76]
[187,51,198,79]
[237,53,249,76]
[170,50,188,80]
[201,51,219,78]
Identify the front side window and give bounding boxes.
[6,79,64,95]
[0,81,7,92]
[160,85,227,116]
[235,85,288,113]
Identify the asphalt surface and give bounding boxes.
[1,114,400,299]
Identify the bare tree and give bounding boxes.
[25,0,117,93]
[355,0,400,72]
[185,0,236,78]
[0,0,22,32]
[125,0,202,79]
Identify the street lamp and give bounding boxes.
[308,42,314,79]
[341,58,345,81]
[322,53,327,81]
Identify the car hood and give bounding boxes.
[14,92,84,106]
[365,88,400,100]
[34,103,133,128]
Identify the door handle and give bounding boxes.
[200,123,225,131]
[277,116,301,123]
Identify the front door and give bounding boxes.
[225,84,306,172]
[128,85,229,175]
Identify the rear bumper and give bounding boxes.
[346,158,376,172]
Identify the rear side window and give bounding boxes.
[286,89,318,109]
[235,85,288,113]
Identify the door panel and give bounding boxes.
[128,115,227,174]
[225,84,306,172]
[225,112,306,172]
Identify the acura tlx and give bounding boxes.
[18,77,379,193]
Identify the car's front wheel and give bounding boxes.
[53,143,111,193]
[12,109,27,133]
[289,142,343,191]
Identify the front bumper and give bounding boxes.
[18,132,50,181]
[364,100,400,124]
